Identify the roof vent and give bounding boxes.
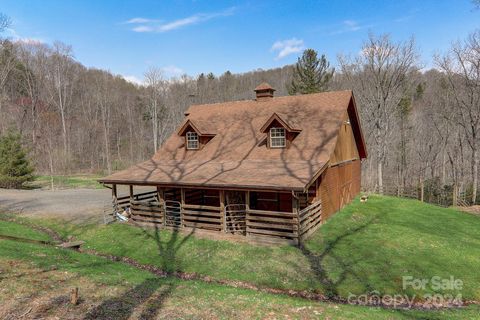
[254,82,275,101]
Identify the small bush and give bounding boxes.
[0,131,34,188]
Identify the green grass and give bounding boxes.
[0,221,479,319]
[28,174,103,189]
[36,195,480,303]
[303,195,480,299]
[0,219,52,242]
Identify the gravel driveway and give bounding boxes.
[0,186,151,223]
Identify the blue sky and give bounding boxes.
[2,0,479,83]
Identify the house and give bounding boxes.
[99,83,367,244]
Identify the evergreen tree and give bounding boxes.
[288,49,334,95]
[0,131,34,188]
[206,72,215,80]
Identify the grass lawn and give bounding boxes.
[0,221,479,319]
[0,219,52,242]
[36,195,480,302]
[27,174,103,189]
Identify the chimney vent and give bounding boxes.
[254,82,275,100]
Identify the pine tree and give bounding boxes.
[0,131,34,188]
[288,49,334,95]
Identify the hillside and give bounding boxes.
[2,195,480,318]
[27,195,480,300]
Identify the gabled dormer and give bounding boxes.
[260,113,302,149]
[177,119,216,150]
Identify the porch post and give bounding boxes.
[157,186,165,226]
[112,184,117,201]
[180,188,185,228]
[220,190,225,232]
[292,191,300,245]
[245,191,250,238]
[129,185,134,200]
[112,184,118,213]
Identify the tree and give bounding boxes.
[0,13,10,33]
[43,41,78,169]
[288,49,334,95]
[0,130,34,188]
[436,30,480,204]
[339,34,419,193]
[0,12,15,128]
[144,67,167,152]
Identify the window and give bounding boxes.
[269,127,286,148]
[186,132,199,150]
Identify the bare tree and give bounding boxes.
[339,34,419,193]
[436,30,480,203]
[0,13,11,33]
[144,67,167,152]
[43,42,78,168]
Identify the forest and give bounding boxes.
[0,13,478,204]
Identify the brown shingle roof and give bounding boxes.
[254,82,275,91]
[177,119,217,136]
[100,90,364,191]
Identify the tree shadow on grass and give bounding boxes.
[83,278,174,320]
[299,216,378,298]
[83,224,195,320]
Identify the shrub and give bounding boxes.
[0,131,34,188]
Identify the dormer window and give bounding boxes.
[270,127,286,148]
[186,132,199,150]
[178,119,216,151]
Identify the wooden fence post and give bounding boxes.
[453,183,457,207]
[420,179,424,202]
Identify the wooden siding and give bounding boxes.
[320,159,361,220]
[330,112,359,164]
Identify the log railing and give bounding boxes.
[116,190,158,210]
[125,192,322,245]
[182,204,222,231]
[130,199,164,225]
[298,200,322,240]
[246,209,298,243]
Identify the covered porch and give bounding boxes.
[108,184,322,245]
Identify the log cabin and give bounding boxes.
[99,83,367,244]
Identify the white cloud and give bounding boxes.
[132,25,154,32]
[271,38,305,60]
[343,20,361,31]
[161,65,184,78]
[125,17,159,24]
[122,75,144,86]
[128,7,235,33]
[6,28,45,44]
[329,20,372,35]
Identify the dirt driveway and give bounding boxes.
[0,186,152,223]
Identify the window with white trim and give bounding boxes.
[186,131,199,150]
[269,127,286,148]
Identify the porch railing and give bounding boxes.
[130,199,165,225]
[298,200,322,240]
[125,196,322,245]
